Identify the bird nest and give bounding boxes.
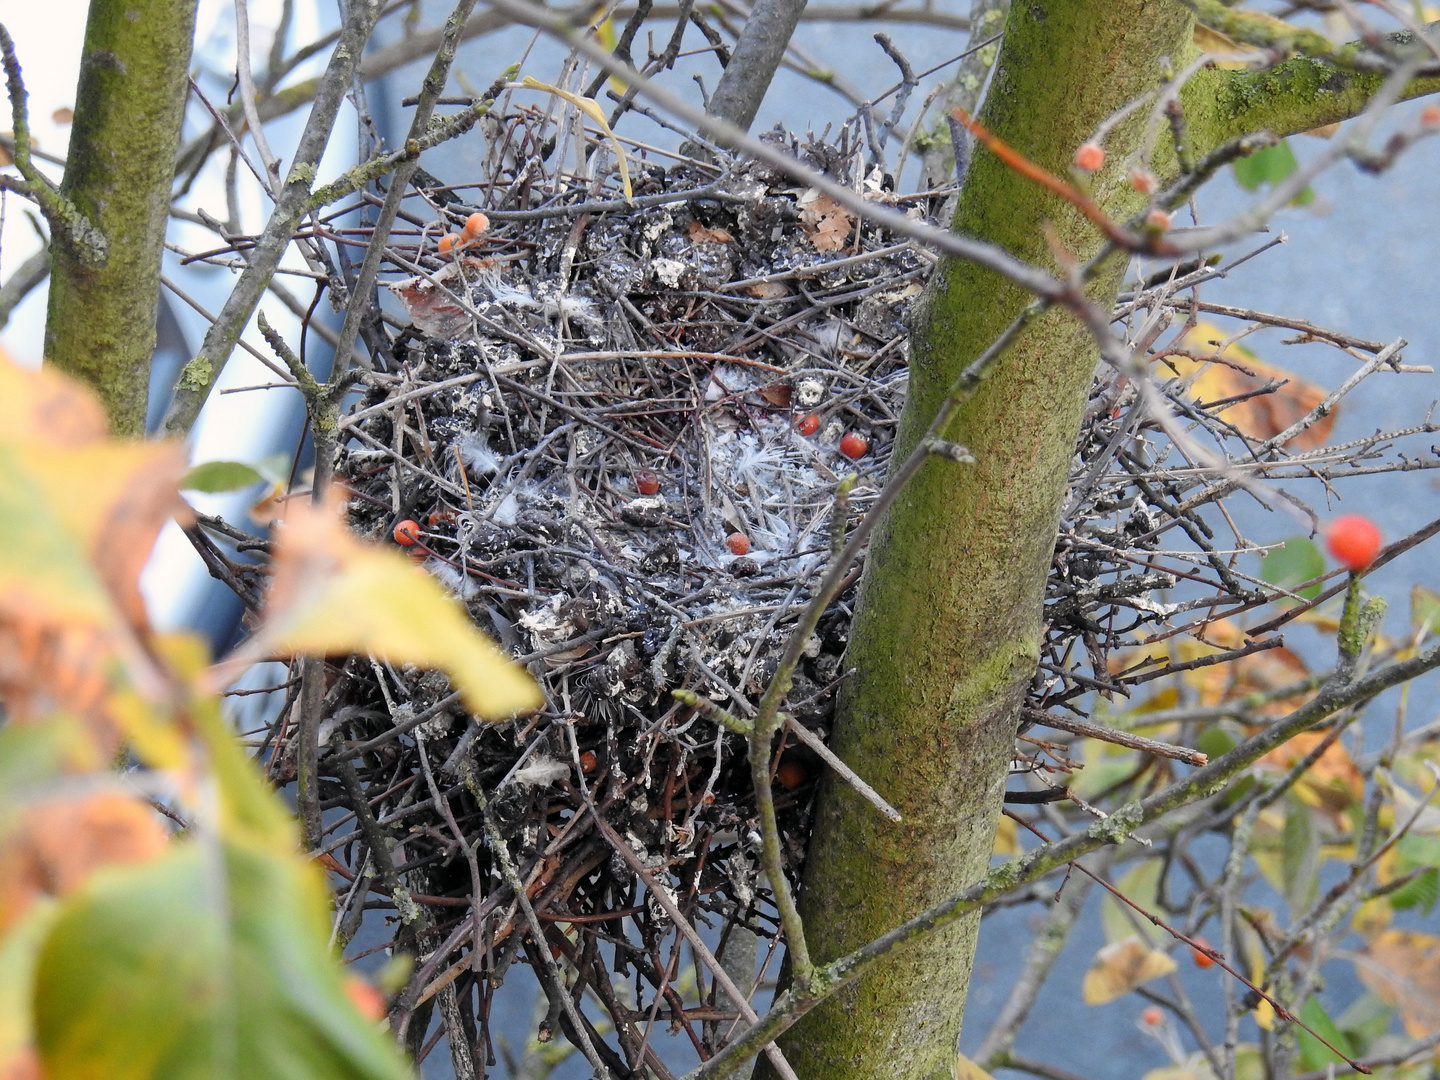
[227,115,1420,1075]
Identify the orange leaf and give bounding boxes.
[0,358,109,448]
[1355,930,1440,1038]
[0,353,190,740]
[0,793,168,934]
[686,220,734,244]
[1257,731,1363,808]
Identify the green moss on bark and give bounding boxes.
[44,0,198,436]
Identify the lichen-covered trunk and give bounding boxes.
[45,0,197,436]
[769,3,1194,1078]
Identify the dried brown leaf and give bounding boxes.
[797,189,856,252]
[745,281,791,300]
[686,220,734,244]
[758,383,793,407]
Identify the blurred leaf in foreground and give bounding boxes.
[224,500,542,721]
[33,840,410,1080]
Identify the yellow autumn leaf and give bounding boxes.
[1161,322,1333,450]
[594,17,627,94]
[1192,24,1264,69]
[227,501,542,721]
[957,1052,998,1080]
[0,353,110,449]
[992,815,1019,857]
[1351,896,1391,942]
[1254,995,1275,1030]
[1082,937,1177,1004]
[520,76,632,201]
[0,352,191,745]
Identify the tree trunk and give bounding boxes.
[44,0,197,436]
[768,3,1194,1078]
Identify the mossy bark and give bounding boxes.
[766,4,1194,1078]
[44,0,197,436]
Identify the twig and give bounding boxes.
[1021,709,1208,766]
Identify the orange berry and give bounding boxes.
[726,532,750,556]
[1190,937,1216,968]
[635,469,660,496]
[1141,1006,1164,1027]
[775,760,808,790]
[1073,143,1105,172]
[393,519,422,546]
[1327,514,1382,570]
[1422,105,1440,127]
[344,977,388,1021]
[1130,168,1157,194]
[437,232,461,256]
[839,432,868,459]
[796,413,820,436]
[462,211,490,239]
[579,750,598,773]
[1144,209,1171,232]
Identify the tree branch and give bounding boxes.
[161,0,384,435]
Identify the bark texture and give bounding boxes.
[766,3,1194,1078]
[44,0,197,436]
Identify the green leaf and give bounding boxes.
[0,721,86,813]
[0,898,60,1072]
[1335,993,1393,1055]
[1232,139,1316,206]
[251,453,293,486]
[1297,996,1355,1072]
[1388,868,1439,913]
[1262,536,1324,601]
[1411,585,1440,642]
[1281,793,1320,916]
[33,840,409,1080]
[1101,860,1163,945]
[1395,833,1440,871]
[1196,726,1236,760]
[180,461,264,494]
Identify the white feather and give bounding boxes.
[457,432,501,475]
[492,490,521,525]
[426,557,478,600]
[489,281,540,309]
[508,756,571,788]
